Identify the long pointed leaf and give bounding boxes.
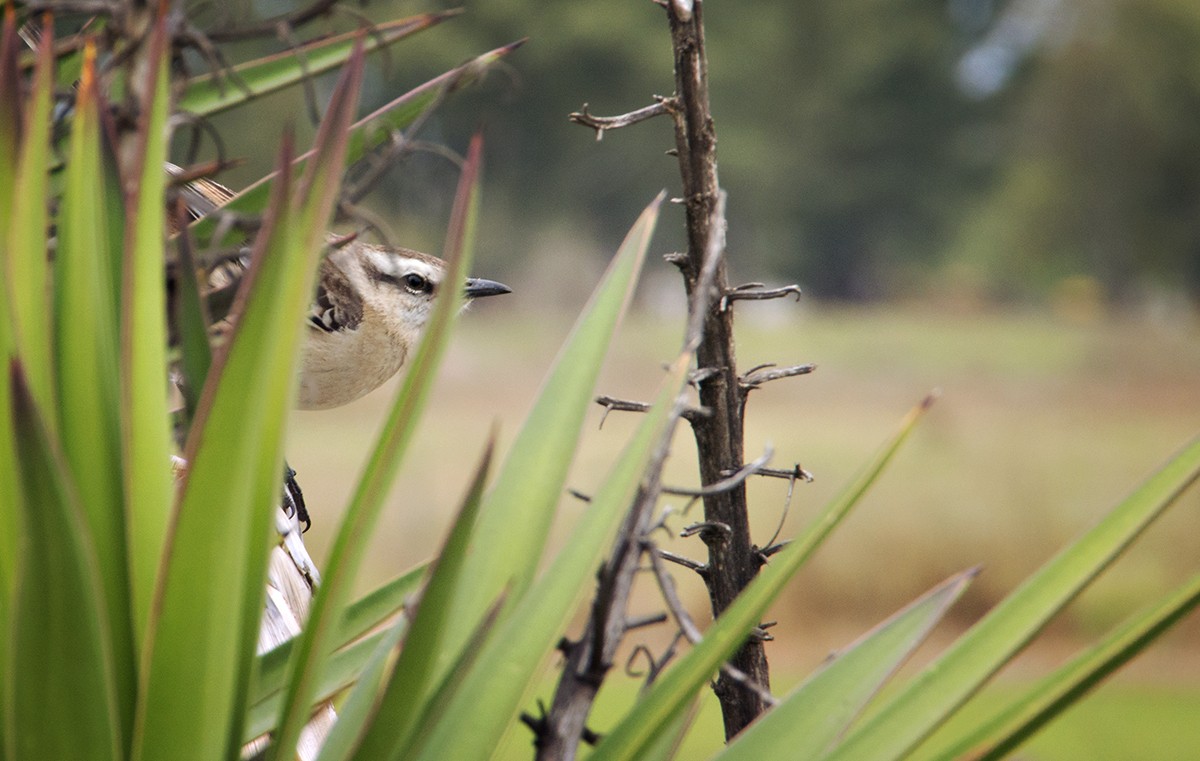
[5,364,122,761]
[340,196,661,761]
[268,119,479,761]
[180,14,452,117]
[0,0,25,641]
[372,595,509,761]
[120,18,176,644]
[245,626,394,745]
[308,619,407,761]
[925,571,1200,761]
[132,130,297,761]
[717,569,975,761]
[232,42,368,761]
[439,191,658,667]
[410,346,684,761]
[4,18,55,420]
[589,395,934,761]
[821,433,1200,761]
[54,38,136,739]
[323,437,495,761]
[134,39,361,758]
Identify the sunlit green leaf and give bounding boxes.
[404,199,673,761]
[134,38,362,757]
[245,625,394,745]
[0,0,25,628]
[310,620,406,761]
[180,14,453,117]
[346,431,494,759]
[4,19,55,421]
[5,365,122,761]
[820,433,1200,761]
[54,37,136,733]
[371,595,507,761]
[438,191,658,669]
[334,563,427,643]
[717,570,974,761]
[270,125,481,761]
[118,17,176,646]
[922,571,1200,761]
[326,438,494,761]
[249,562,426,717]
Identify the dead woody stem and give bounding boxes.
[663,0,772,739]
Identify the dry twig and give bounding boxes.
[568,97,676,140]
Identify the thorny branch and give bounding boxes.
[662,0,781,738]
[528,393,685,761]
[750,464,815,483]
[720,282,803,311]
[568,97,676,140]
[594,394,709,428]
[740,362,816,391]
[541,0,815,753]
[661,448,772,498]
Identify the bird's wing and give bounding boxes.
[309,260,363,332]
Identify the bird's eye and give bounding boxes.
[404,273,428,292]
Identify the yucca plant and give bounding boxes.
[3,3,1200,761]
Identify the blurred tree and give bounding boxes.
[199,0,1200,305]
[716,0,1004,299]
[952,0,1200,305]
[364,0,1003,299]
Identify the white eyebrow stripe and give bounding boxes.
[364,249,442,284]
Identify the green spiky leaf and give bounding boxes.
[717,570,975,760]
[5,364,122,761]
[821,433,1200,761]
[180,14,453,117]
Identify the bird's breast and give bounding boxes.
[296,317,409,410]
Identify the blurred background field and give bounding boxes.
[199,0,1200,754]
[287,299,1200,759]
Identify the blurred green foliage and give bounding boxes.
[244,0,1197,306]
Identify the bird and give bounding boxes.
[297,240,510,409]
[169,165,511,525]
[170,165,511,410]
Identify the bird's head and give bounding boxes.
[330,242,510,336]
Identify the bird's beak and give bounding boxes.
[464,277,512,299]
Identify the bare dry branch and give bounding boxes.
[720,283,802,311]
[595,394,709,428]
[661,448,771,497]
[680,520,731,540]
[739,362,816,391]
[568,97,676,140]
[749,464,815,483]
[658,548,707,574]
